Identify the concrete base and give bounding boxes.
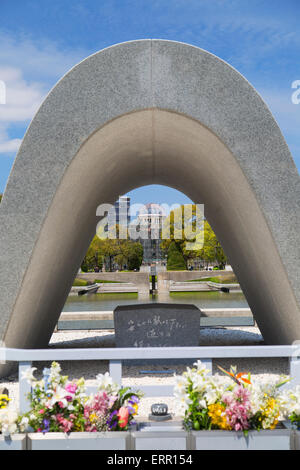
[292,429,300,450]
[0,435,27,450]
[132,431,188,450]
[191,429,291,450]
[27,432,130,450]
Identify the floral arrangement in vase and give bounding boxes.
[17,362,142,433]
[174,360,288,434]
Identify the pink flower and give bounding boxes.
[65,383,78,401]
[117,407,129,428]
[222,386,251,431]
[56,414,73,433]
[38,409,45,414]
[65,383,77,394]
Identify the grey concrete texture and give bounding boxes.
[114,303,201,347]
[0,435,27,451]
[27,432,129,450]
[0,40,299,373]
[191,429,291,450]
[132,431,188,450]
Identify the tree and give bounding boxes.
[0,194,2,203]
[81,225,144,272]
[195,220,227,269]
[160,205,227,269]
[167,241,187,270]
[126,242,143,270]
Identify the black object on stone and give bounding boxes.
[152,403,168,415]
[149,403,172,421]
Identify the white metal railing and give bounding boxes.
[1,345,300,413]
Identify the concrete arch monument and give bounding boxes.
[0,40,300,374]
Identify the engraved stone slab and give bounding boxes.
[114,303,201,347]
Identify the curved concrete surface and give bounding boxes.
[0,40,300,374]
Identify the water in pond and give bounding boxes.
[63,291,249,312]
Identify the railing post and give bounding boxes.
[289,357,300,388]
[109,360,122,385]
[19,361,32,414]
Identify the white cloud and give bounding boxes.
[0,66,45,123]
[0,124,22,154]
[0,33,88,155]
[0,137,22,153]
[0,33,88,80]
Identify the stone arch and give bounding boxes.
[0,40,300,373]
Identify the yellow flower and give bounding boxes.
[0,394,10,409]
[89,412,98,423]
[132,403,138,416]
[208,403,231,430]
[260,398,279,429]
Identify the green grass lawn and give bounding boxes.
[187,274,238,284]
[72,278,89,286]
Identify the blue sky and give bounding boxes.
[0,0,300,206]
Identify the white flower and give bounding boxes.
[49,362,62,384]
[21,367,37,385]
[96,372,114,390]
[204,388,218,405]
[174,392,192,414]
[198,399,207,409]
[47,385,68,407]
[191,374,206,390]
[18,416,29,432]
[0,407,18,437]
[193,360,211,375]
[279,385,300,419]
[174,375,188,395]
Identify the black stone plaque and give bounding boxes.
[113,303,201,348]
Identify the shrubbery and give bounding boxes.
[167,241,187,271]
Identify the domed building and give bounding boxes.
[137,203,166,263]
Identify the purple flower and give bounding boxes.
[129,395,139,404]
[127,405,136,415]
[42,419,50,433]
[107,410,118,429]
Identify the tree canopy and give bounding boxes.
[81,224,144,272]
[160,205,227,269]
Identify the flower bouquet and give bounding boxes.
[174,360,288,434]
[18,362,142,434]
[84,371,141,432]
[18,361,87,433]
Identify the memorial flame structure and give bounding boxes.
[0,40,300,376]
